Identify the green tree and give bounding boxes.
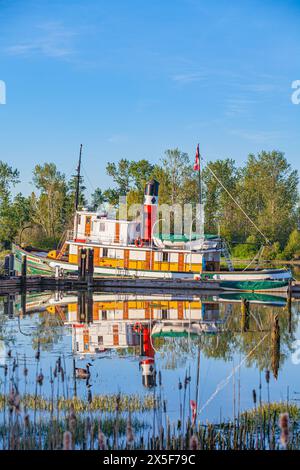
[91,187,106,210]
[0,162,20,248]
[283,229,300,259]
[65,174,87,219]
[202,159,240,239]
[241,151,298,247]
[31,163,68,244]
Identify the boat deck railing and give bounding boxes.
[66,230,220,252]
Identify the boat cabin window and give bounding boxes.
[162,252,169,262]
[162,309,168,320]
[102,248,108,257]
[98,336,103,346]
[99,223,106,232]
[102,310,107,320]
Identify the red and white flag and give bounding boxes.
[193,144,200,171]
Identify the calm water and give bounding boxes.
[0,289,300,425]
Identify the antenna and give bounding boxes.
[75,144,83,211]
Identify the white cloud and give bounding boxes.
[171,71,208,84]
[229,128,281,143]
[5,21,77,59]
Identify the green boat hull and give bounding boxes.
[219,279,289,292]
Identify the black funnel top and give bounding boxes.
[144,179,160,196]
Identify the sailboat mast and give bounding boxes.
[75,144,83,211]
[198,145,202,206]
[195,143,204,239]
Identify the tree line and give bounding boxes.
[0,149,299,259]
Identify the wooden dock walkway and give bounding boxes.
[0,275,221,295]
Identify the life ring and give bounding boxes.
[134,238,144,248]
[133,322,143,333]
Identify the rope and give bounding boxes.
[203,159,271,246]
[242,245,265,271]
[198,332,269,415]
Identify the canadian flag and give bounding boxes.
[193,144,200,171]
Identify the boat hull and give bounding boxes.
[12,244,293,291]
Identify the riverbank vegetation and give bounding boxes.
[0,387,297,450]
[0,149,299,259]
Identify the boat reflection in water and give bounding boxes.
[36,291,287,388]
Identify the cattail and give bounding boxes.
[265,370,270,384]
[4,364,8,376]
[37,370,44,386]
[68,404,77,433]
[158,371,162,386]
[189,434,199,450]
[126,414,135,447]
[98,420,106,450]
[116,393,121,412]
[23,366,28,377]
[85,416,91,436]
[24,414,30,429]
[7,349,12,358]
[178,380,182,390]
[35,343,40,361]
[61,368,65,382]
[88,389,92,404]
[252,389,257,406]
[279,412,289,449]
[63,431,73,450]
[163,400,167,413]
[8,386,20,413]
[57,357,61,373]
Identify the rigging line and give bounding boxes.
[202,158,271,246]
[198,332,269,415]
[242,245,265,272]
[82,164,96,193]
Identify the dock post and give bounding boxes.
[21,255,27,288]
[241,298,250,332]
[9,253,15,277]
[4,294,15,318]
[87,290,93,323]
[4,255,9,276]
[87,248,94,288]
[78,248,87,282]
[78,291,86,322]
[21,291,27,318]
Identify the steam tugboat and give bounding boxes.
[12,146,292,291]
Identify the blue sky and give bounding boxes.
[0,0,300,197]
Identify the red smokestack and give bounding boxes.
[143,179,159,242]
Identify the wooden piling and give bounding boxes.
[87,290,93,323]
[241,299,250,332]
[21,255,27,288]
[9,253,15,276]
[78,291,86,322]
[87,248,94,288]
[78,248,87,281]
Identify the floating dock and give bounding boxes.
[0,274,222,295]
